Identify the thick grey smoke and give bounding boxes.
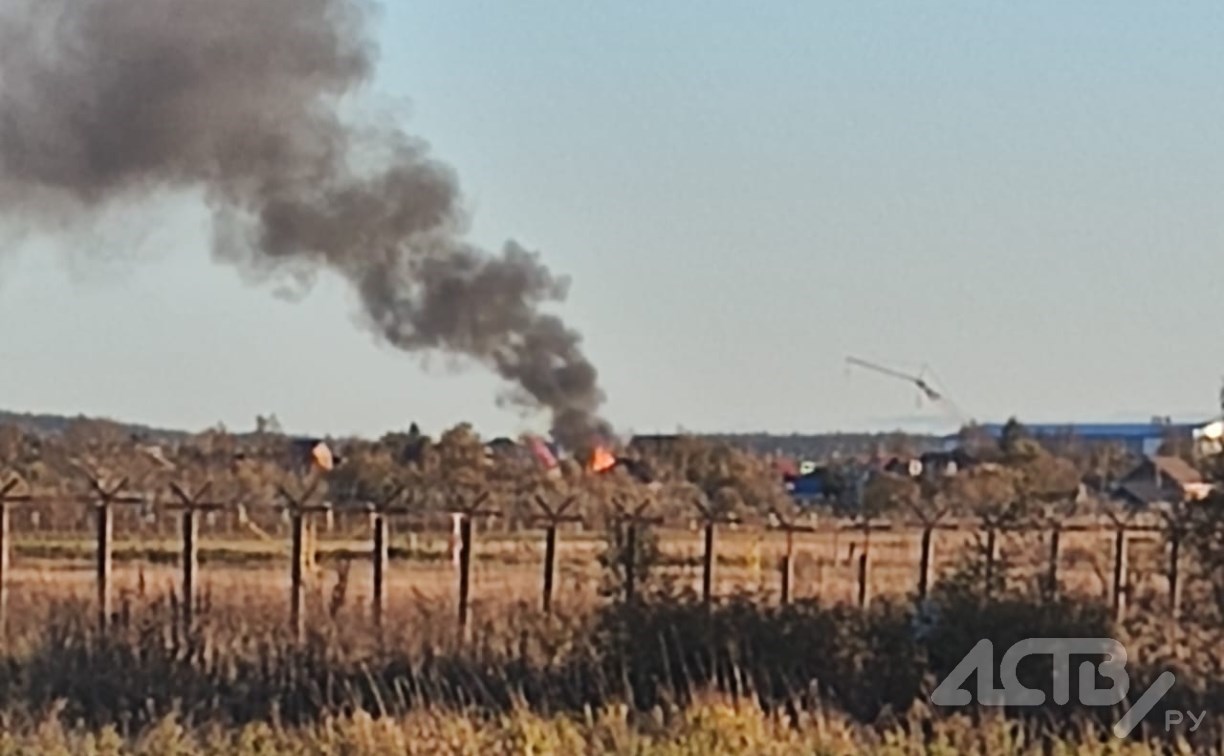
[0,0,608,447]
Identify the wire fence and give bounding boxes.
[0,473,1189,641]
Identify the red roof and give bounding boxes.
[772,456,798,477]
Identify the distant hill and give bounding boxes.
[0,410,189,441]
[0,409,942,459]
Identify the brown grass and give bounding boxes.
[0,520,1208,754]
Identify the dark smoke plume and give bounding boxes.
[0,0,608,447]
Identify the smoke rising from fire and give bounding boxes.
[0,0,608,448]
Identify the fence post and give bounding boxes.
[701,521,716,604]
[453,492,497,634]
[181,507,197,623]
[908,505,948,603]
[278,480,325,643]
[457,514,473,629]
[1112,527,1129,622]
[366,487,407,631]
[1046,526,1061,601]
[532,496,580,614]
[852,519,889,609]
[769,511,814,606]
[372,511,387,627]
[1168,527,1182,619]
[96,501,112,630]
[689,494,737,605]
[0,479,31,638]
[0,500,8,635]
[917,525,934,600]
[82,477,143,634]
[780,529,794,605]
[623,521,637,603]
[610,499,660,604]
[289,509,306,639]
[542,523,557,612]
[857,550,870,609]
[983,527,997,600]
[168,482,225,629]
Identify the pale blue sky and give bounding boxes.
[2,2,1223,439]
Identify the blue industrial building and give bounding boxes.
[941,420,1219,456]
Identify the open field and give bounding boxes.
[0,514,1204,753]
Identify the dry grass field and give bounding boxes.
[0,702,1190,755]
[0,518,1207,754]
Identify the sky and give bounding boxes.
[1,2,1223,440]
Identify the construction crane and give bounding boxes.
[845,356,967,424]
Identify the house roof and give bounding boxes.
[1117,480,1167,506]
[921,448,976,465]
[773,457,799,477]
[629,434,680,447]
[1149,455,1203,487]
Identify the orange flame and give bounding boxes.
[589,445,617,473]
[310,442,335,472]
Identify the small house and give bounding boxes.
[1115,455,1213,507]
